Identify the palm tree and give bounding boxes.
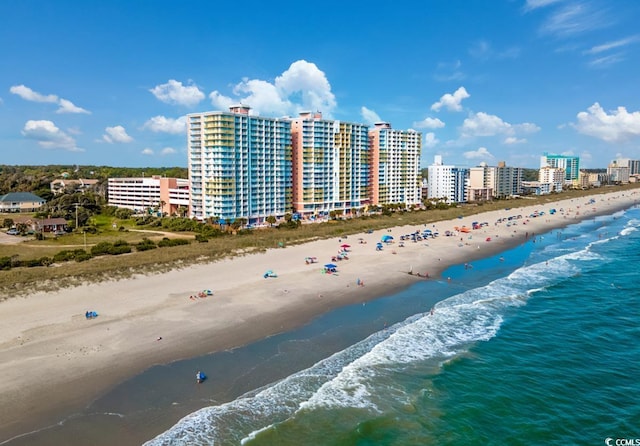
[266,215,276,227]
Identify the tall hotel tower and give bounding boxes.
[368,122,422,207]
[290,112,369,219]
[188,105,292,224]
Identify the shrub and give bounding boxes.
[136,238,157,251]
[114,208,133,219]
[75,251,92,262]
[0,257,11,270]
[194,234,209,243]
[91,242,114,256]
[53,250,75,262]
[108,244,132,255]
[157,237,190,248]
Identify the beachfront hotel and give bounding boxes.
[427,155,469,203]
[187,106,292,224]
[107,176,190,215]
[467,161,524,201]
[541,153,580,184]
[368,122,422,207]
[289,112,369,219]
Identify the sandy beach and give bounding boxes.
[0,189,638,442]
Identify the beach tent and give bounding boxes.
[263,270,278,278]
[381,235,394,242]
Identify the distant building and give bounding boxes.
[541,153,580,184]
[538,166,564,192]
[50,178,99,195]
[368,122,422,207]
[427,155,468,203]
[468,161,523,201]
[107,176,189,215]
[607,160,630,183]
[0,192,45,213]
[613,158,640,175]
[522,181,552,195]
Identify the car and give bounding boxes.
[6,228,19,235]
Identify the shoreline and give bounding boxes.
[1,190,638,442]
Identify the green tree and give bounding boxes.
[266,215,276,227]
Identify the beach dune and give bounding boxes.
[0,190,637,441]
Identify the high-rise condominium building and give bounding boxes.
[614,158,640,175]
[188,105,292,224]
[468,161,524,200]
[427,155,468,203]
[289,112,369,218]
[541,153,580,182]
[369,122,422,207]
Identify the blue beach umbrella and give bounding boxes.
[324,263,337,269]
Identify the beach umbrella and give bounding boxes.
[381,235,393,241]
[324,263,337,269]
[340,244,351,248]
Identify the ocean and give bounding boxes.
[141,205,640,445]
[7,205,639,445]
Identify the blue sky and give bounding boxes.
[2,0,640,169]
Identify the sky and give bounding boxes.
[2,0,640,170]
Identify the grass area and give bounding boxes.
[1,184,638,298]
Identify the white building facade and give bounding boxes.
[427,155,468,203]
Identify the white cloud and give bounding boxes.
[143,115,186,134]
[232,78,292,116]
[11,84,90,114]
[462,112,510,136]
[462,112,540,137]
[463,146,494,159]
[431,87,470,112]
[141,148,154,155]
[22,120,83,152]
[414,117,445,129]
[10,85,58,103]
[584,35,640,55]
[572,102,640,142]
[275,60,337,114]
[523,0,562,12]
[208,60,337,117]
[102,125,133,143]
[361,106,381,125]
[423,132,440,148]
[539,2,611,38]
[434,60,465,82]
[161,147,177,155]
[150,79,205,107]
[504,136,527,144]
[514,122,541,133]
[588,53,624,68]
[56,98,90,114]
[209,91,236,111]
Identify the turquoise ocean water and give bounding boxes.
[145,206,640,446]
